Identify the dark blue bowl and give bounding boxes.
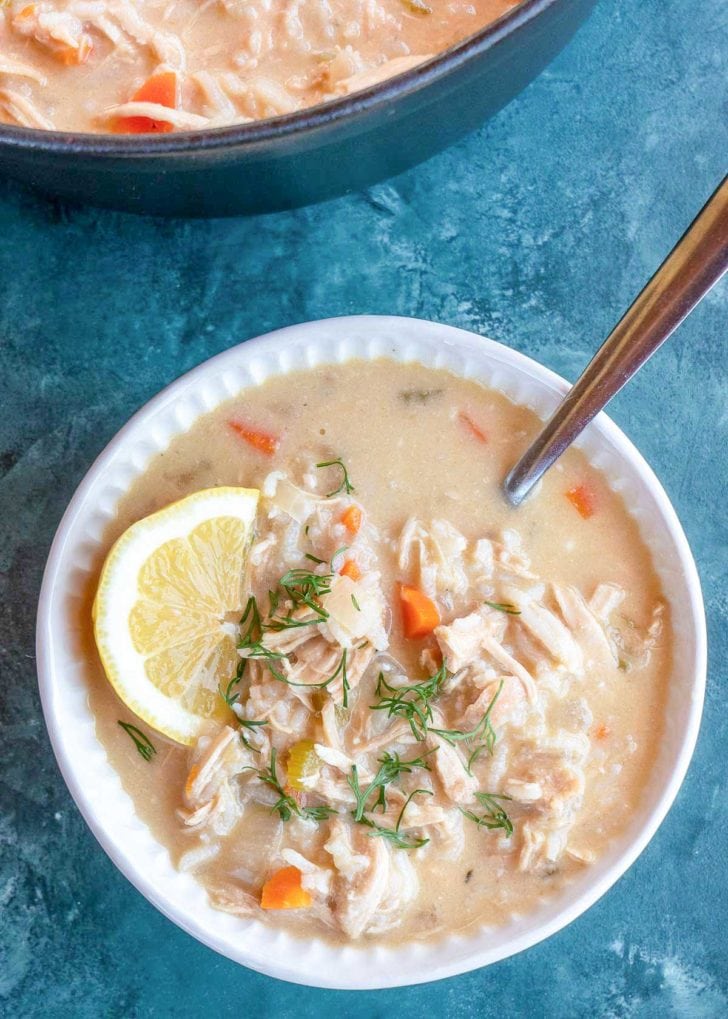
[0,0,596,217]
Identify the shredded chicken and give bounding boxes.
[552,583,615,670]
[327,821,392,938]
[178,725,250,835]
[459,673,527,730]
[0,58,47,83]
[518,599,584,673]
[427,732,478,804]
[0,88,54,129]
[434,605,507,673]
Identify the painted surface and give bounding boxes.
[0,0,726,1014]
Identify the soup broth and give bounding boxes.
[84,359,670,945]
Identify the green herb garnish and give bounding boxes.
[348,751,435,821]
[220,599,262,706]
[238,718,268,752]
[340,650,350,708]
[237,590,349,696]
[219,669,243,708]
[358,788,433,849]
[316,457,354,497]
[118,721,156,762]
[430,679,504,772]
[236,595,290,681]
[460,792,514,836]
[484,600,521,615]
[271,567,333,623]
[371,665,448,740]
[324,649,350,708]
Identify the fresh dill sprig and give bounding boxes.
[237,590,349,696]
[460,792,514,836]
[430,679,504,773]
[238,718,268,752]
[339,650,350,709]
[358,788,433,849]
[224,601,276,718]
[285,652,349,694]
[316,457,354,497]
[348,751,434,821]
[220,599,262,706]
[358,816,430,849]
[236,594,289,682]
[238,592,306,675]
[118,721,156,762]
[348,763,379,820]
[271,567,333,624]
[248,747,338,823]
[330,546,349,572]
[304,552,325,565]
[371,665,448,740]
[219,668,243,708]
[466,743,487,775]
[484,600,521,616]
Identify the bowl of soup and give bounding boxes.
[36,315,706,987]
[0,0,597,216]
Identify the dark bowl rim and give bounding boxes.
[0,0,562,156]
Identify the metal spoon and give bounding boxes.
[504,175,728,506]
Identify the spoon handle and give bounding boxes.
[504,174,728,506]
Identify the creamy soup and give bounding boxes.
[0,0,517,132]
[83,359,669,945]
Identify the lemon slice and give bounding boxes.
[93,487,259,745]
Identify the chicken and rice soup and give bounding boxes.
[0,0,517,133]
[86,359,669,944]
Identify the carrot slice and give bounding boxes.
[228,420,280,456]
[566,484,596,519]
[260,866,312,910]
[399,583,440,639]
[340,505,362,535]
[135,71,178,108]
[113,70,179,134]
[339,558,361,581]
[458,411,487,444]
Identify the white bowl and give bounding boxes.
[36,316,706,989]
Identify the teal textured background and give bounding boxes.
[1,0,726,1014]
